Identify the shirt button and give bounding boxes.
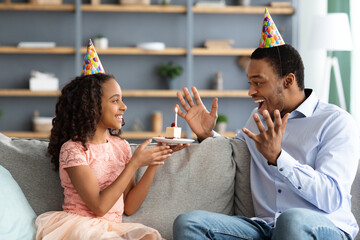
[279,168,284,171]
[298,186,301,190]
[278,189,282,193]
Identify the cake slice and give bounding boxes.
[164,122,181,139]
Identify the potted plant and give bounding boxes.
[159,0,171,5]
[157,62,183,89]
[215,113,228,132]
[94,34,108,49]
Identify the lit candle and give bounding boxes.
[174,106,178,127]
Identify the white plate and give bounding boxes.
[152,137,195,145]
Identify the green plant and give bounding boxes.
[160,0,171,5]
[216,113,228,123]
[157,62,183,80]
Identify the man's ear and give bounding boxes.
[283,73,296,89]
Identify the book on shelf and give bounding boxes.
[29,71,59,91]
[204,40,234,49]
[269,1,292,7]
[18,42,56,48]
[195,1,226,8]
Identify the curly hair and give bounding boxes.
[48,73,123,171]
[250,44,305,90]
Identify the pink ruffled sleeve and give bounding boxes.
[59,141,88,169]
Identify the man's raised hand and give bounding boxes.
[176,87,218,141]
[242,109,289,165]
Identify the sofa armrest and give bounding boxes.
[0,133,63,215]
[230,138,254,218]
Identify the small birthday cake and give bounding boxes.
[165,122,181,139]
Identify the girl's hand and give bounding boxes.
[167,143,190,152]
[130,139,173,168]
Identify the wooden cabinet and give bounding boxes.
[0,0,295,139]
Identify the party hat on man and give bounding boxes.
[81,39,105,76]
[259,8,285,48]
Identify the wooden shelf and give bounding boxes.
[197,90,249,98]
[0,3,75,11]
[81,47,186,55]
[193,48,254,56]
[2,131,236,139]
[0,46,254,56]
[0,89,61,97]
[124,90,179,97]
[0,46,76,54]
[0,89,249,98]
[122,90,249,98]
[193,6,295,14]
[87,47,254,56]
[82,4,186,13]
[0,4,294,15]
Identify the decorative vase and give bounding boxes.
[215,122,227,132]
[152,111,163,133]
[91,0,101,4]
[165,77,176,89]
[238,0,251,6]
[213,72,224,90]
[94,37,108,49]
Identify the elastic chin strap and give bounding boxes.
[276,46,283,78]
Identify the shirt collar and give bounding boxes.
[289,89,319,118]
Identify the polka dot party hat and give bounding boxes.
[81,39,105,76]
[259,8,285,48]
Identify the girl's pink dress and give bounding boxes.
[36,136,162,240]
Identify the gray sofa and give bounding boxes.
[0,132,359,240]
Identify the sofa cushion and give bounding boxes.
[0,165,36,240]
[0,133,63,215]
[229,138,255,218]
[123,136,236,239]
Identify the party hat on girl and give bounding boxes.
[81,39,105,76]
[259,8,285,48]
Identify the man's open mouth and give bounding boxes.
[254,99,265,110]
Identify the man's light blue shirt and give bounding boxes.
[234,89,359,239]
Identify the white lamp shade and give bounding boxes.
[309,13,353,51]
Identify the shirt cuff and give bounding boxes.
[276,149,298,178]
[213,131,221,137]
[198,131,217,143]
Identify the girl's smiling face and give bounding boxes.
[99,78,127,131]
[247,59,287,118]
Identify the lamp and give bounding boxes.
[309,13,353,109]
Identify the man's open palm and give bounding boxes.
[176,87,218,141]
[242,109,289,165]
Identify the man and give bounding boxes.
[173,9,359,240]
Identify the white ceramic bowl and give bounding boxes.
[136,42,165,51]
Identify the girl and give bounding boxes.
[36,72,178,240]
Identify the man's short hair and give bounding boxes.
[250,44,305,90]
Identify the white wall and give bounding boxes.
[297,0,327,96]
[350,0,360,125]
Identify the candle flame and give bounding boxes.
[175,106,178,113]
